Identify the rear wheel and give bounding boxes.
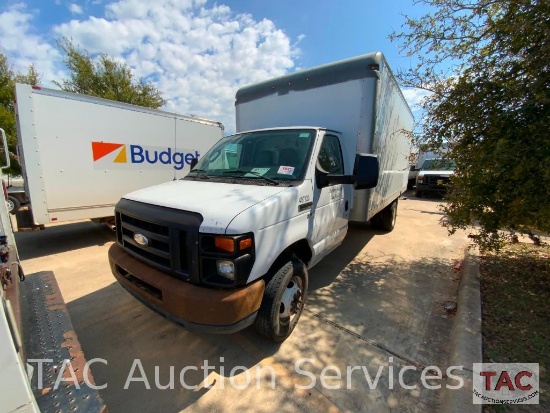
[255,258,308,342]
[371,199,398,232]
[6,196,20,214]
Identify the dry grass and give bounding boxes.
[480,242,549,412]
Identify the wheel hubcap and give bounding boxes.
[279,277,303,320]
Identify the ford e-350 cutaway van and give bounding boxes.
[108,52,413,342]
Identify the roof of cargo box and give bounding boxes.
[236,52,390,105]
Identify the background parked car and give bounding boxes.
[415,159,456,197]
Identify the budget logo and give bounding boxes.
[92,142,128,163]
[473,363,539,405]
[91,141,199,170]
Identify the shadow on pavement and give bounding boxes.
[62,224,462,413]
[16,221,116,260]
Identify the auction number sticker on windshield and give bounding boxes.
[245,168,270,177]
[278,166,295,175]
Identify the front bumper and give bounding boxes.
[416,182,448,194]
[108,244,265,334]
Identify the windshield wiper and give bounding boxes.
[187,169,210,179]
[222,169,279,185]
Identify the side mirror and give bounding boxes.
[315,160,330,189]
[315,154,379,190]
[190,157,199,170]
[353,154,379,190]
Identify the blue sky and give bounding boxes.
[0,0,430,131]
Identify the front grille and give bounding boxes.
[119,214,173,267]
[425,175,450,188]
[115,199,203,282]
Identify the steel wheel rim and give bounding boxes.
[278,275,304,328]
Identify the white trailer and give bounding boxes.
[14,84,223,226]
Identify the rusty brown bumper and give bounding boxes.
[108,243,265,333]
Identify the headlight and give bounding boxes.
[216,260,235,280]
[417,176,424,184]
[200,233,255,287]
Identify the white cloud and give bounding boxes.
[69,3,84,15]
[0,4,63,83]
[1,0,299,133]
[402,88,431,113]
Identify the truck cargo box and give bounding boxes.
[15,84,224,226]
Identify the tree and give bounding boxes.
[391,0,550,250]
[0,54,39,175]
[54,38,166,109]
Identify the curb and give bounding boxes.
[440,248,482,413]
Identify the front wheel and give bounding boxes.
[255,258,308,342]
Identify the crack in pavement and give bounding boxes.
[305,308,428,370]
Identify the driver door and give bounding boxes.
[311,134,349,258]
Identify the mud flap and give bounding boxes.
[19,271,107,413]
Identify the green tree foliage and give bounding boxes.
[54,38,166,109]
[0,54,39,175]
[391,0,550,249]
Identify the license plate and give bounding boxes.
[437,179,443,185]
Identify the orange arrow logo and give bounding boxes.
[91,142,126,162]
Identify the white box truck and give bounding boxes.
[108,52,413,342]
[14,83,224,227]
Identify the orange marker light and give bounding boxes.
[215,237,235,253]
[239,238,252,250]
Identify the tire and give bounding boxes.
[415,190,422,198]
[381,199,398,231]
[370,212,383,229]
[255,258,308,342]
[371,199,398,232]
[6,196,20,214]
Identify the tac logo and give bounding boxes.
[473,363,539,405]
[91,141,199,170]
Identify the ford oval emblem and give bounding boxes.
[134,233,149,247]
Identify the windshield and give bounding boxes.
[186,129,316,183]
[421,159,456,171]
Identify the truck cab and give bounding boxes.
[109,127,378,342]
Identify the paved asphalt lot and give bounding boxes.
[16,192,468,413]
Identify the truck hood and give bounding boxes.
[122,180,289,233]
[418,170,454,177]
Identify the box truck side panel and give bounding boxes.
[236,78,376,175]
[367,62,414,217]
[15,84,223,225]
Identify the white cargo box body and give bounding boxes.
[15,84,223,225]
[235,52,413,221]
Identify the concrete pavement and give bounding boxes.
[16,193,473,412]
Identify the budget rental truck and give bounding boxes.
[108,52,413,342]
[14,84,223,227]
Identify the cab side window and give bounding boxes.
[318,135,344,174]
